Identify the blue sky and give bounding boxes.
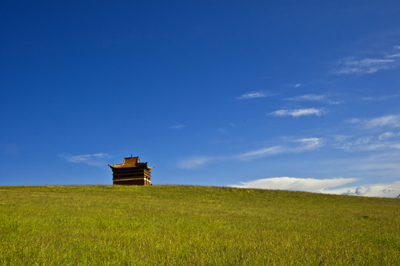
[1,1,400,197]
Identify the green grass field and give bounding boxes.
[0,185,399,265]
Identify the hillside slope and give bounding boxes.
[0,185,399,265]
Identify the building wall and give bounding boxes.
[112,168,151,186]
[113,179,146,186]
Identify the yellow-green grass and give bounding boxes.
[0,185,399,265]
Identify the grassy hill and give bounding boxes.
[0,185,399,265]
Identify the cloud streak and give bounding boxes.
[230,177,400,198]
[333,58,395,75]
[269,108,325,117]
[379,132,400,140]
[287,94,343,105]
[177,156,215,169]
[59,153,111,167]
[237,91,270,100]
[333,46,400,75]
[230,177,357,193]
[348,115,400,129]
[361,95,398,101]
[339,139,400,152]
[336,130,400,152]
[386,53,400,58]
[178,138,324,169]
[288,94,325,101]
[324,181,400,198]
[170,125,186,129]
[238,138,323,160]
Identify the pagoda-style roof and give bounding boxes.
[108,156,154,170]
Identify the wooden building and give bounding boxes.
[108,156,153,185]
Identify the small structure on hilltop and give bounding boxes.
[108,155,153,185]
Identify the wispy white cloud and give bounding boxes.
[333,58,396,75]
[237,91,270,100]
[336,129,400,152]
[348,115,400,129]
[178,138,324,169]
[323,181,400,198]
[379,132,400,140]
[294,83,302,88]
[288,94,325,101]
[269,108,325,117]
[237,146,284,160]
[230,177,357,193]
[338,151,400,173]
[333,46,400,75]
[386,53,400,58]
[361,95,392,101]
[287,94,343,105]
[217,128,227,133]
[170,125,186,129]
[59,153,111,167]
[237,138,323,160]
[360,143,400,151]
[177,156,216,169]
[230,177,400,198]
[366,115,400,128]
[346,140,400,152]
[332,135,350,143]
[283,148,400,186]
[294,138,324,150]
[354,136,372,145]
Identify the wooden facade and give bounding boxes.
[108,156,153,186]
